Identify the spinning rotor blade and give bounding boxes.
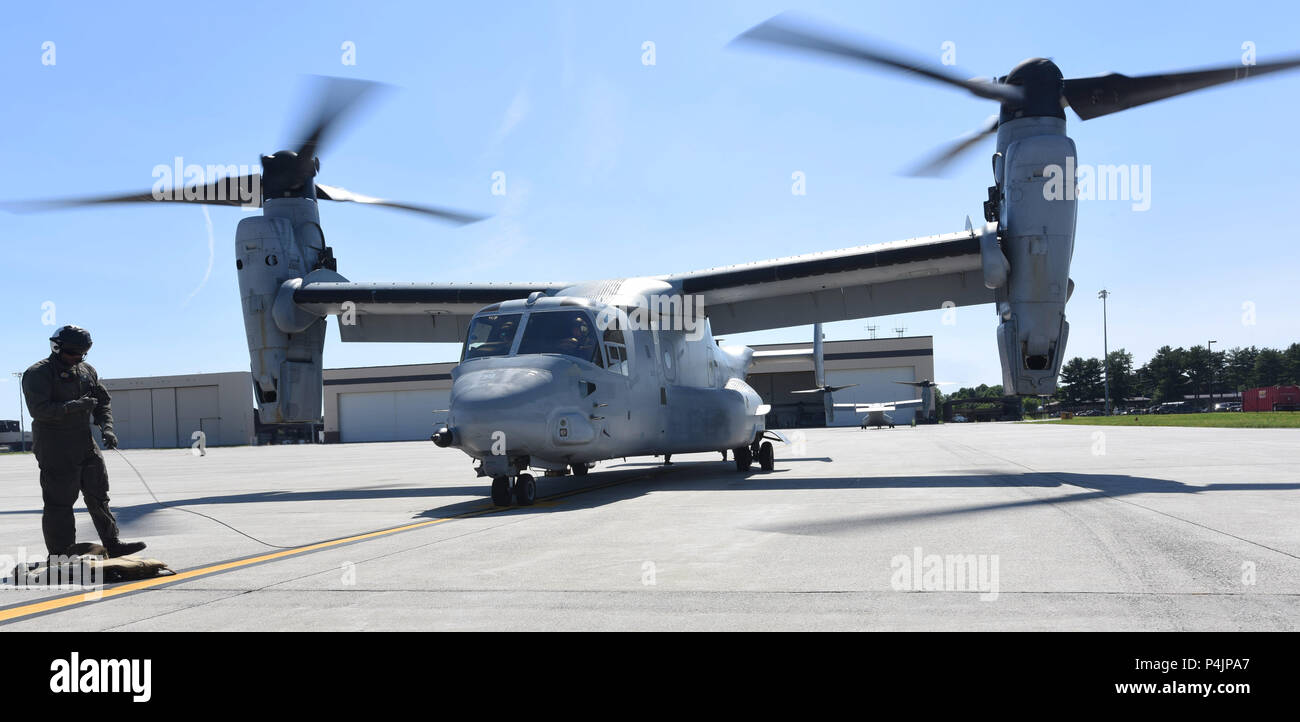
[1064,56,1300,120]
[293,77,386,161]
[315,183,487,225]
[1,174,262,212]
[732,14,1023,104]
[791,383,860,394]
[905,115,999,177]
[5,77,489,223]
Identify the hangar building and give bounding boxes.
[98,372,255,449]
[321,335,934,441]
[98,335,934,446]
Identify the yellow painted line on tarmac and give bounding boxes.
[0,469,660,625]
[0,514,473,624]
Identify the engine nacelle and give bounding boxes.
[994,118,1077,396]
[234,200,328,423]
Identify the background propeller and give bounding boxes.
[292,76,384,164]
[893,380,955,389]
[733,14,1300,176]
[731,14,1022,104]
[2,76,486,225]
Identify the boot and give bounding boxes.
[106,540,147,558]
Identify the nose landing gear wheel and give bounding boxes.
[572,463,588,476]
[515,473,537,506]
[491,476,512,507]
[734,445,752,471]
[757,441,774,471]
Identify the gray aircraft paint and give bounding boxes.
[990,116,1077,396]
[446,292,764,477]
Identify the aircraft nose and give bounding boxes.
[453,366,554,407]
[448,366,558,455]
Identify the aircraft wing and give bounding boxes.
[751,348,815,358]
[292,281,572,342]
[660,230,994,335]
[833,398,924,412]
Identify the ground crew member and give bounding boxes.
[21,325,146,558]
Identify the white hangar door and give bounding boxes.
[176,385,221,448]
[113,389,154,449]
[339,390,450,443]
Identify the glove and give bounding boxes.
[64,396,96,413]
[102,430,118,450]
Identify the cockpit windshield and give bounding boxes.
[517,311,603,366]
[462,313,522,361]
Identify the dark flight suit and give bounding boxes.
[21,353,122,555]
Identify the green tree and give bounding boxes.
[1184,345,1214,404]
[1140,346,1189,403]
[1058,357,1102,404]
[1254,348,1287,387]
[1223,346,1260,391]
[1283,343,1300,385]
[1104,349,1136,405]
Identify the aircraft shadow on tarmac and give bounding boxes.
[413,459,1300,532]
[0,484,492,527]
[3,459,1295,539]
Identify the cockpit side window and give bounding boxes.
[462,313,523,361]
[602,326,629,376]
[517,311,603,366]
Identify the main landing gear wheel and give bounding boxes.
[572,463,589,476]
[491,476,512,507]
[515,473,537,506]
[734,445,752,471]
[757,441,774,471]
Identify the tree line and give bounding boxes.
[938,343,1300,408]
[1055,344,1300,405]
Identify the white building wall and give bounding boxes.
[101,372,254,448]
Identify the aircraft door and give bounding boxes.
[648,326,669,448]
[596,313,634,445]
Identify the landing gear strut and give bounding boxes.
[757,441,774,471]
[515,473,536,506]
[733,445,752,471]
[491,473,537,507]
[491,476,512,506]
[734,439,775,472]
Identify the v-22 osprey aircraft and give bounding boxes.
[16,15,1300,506]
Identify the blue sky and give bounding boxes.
[3,1,1299,404]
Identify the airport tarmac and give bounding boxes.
[1,422,1297,631]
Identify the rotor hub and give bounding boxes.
[1000,58,1065,122]
[260,150,319,201]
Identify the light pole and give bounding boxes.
[1098,290,1110,415]
[11,372,25,452]
[1208,340,1217,411]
